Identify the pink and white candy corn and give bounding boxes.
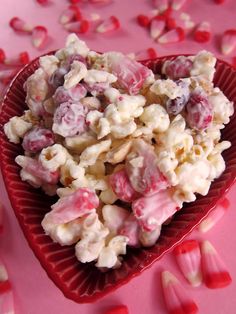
[198,197,229,233]
[132,189,179,232]
[32,26,48,49]
[9,17,33,34]
[96,16,120,33]
[44,188,99,225]
[157,27,185,44]
[221,29,236,55]
[161,270,199,314]
[59,5,82,24]
[174,240,202,287]
[109,169,141,202]
[0,50,30,67]
[194,22,211,43]
[64,20,90,34]
[201,240,232,289]
[150,17,165,39]
[153,0,169,12]
[0,289,15,314]
[0,258,11,294]
[171,0,187,10]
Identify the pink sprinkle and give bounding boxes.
[174,240,203,287]
[161,270,199,314]
[221,29,236,55]
[9,17,33,34]
[137,14,150,28]
[201,240,232,289]
[157,27,185,44]
[194,21,211,43]
[171,0,187,10]
[96,15,120,33]
[31,26,48,49]
[150,17,166,39]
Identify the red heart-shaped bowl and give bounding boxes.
[0,55,236,303]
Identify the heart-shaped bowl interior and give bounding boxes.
[0,55,236,303]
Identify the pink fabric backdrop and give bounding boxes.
[0,0,236,313]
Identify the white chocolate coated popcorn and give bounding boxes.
[140,104,170,132]
[4,116,32,144]
[39,144,70,171]
[64,61,87,89]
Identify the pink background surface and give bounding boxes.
[0,0,236,313]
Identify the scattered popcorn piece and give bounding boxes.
[161,270,199,314]
[198,197,229,233]
[221,29,236,55]
[4,116,32,144]
[96,16,120,33]
[194,22,211,43]
[132,189,179,231]
[174,240,202,287]
[201,240,232,288]
[157,27,185,44]
[80,139,111,167]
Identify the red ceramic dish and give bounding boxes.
[0,55,236,303]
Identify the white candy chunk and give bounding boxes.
[140,104,170,132]
[150,79,183,99]
[209,88,234,125]
[79,139,111,167]
[39,144,70,171]
[4,116,32,144]
[42,218,83,246]
[64,61,87,89]
[65,33,90,57]
[84,69,117,84]
[190,50,216,81]
[39,55,59,76]
[102,205,130,234]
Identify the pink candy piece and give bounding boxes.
[53,101,88,137]
[9,17,33,34]
[161,270,199,314]
[0,51,30,67]
[174,240,202,287]
[164,56,193,80]
[64,20,90,34]
[47,188,99,224]
[150,17,166,39]
[32,26,48,49]
[110,55,151,95]
[186,91,213,130]
[171,0,187,10]
[126,139,169,196]
[96,16,120,33]
[53,84,87,104]
[109,169,141,203]
[201,240,232,289]
[198,197,229,233]
[157,27,185,44]
[22,127,55,153]
[105,305,129,314]
[59,5,82,24]
[221,29,236,55]
[137,14,150,28]
[194,21,211,43]
[153,0,169,12]
[132,189,179,232]
[24,157,59,184]
[119,213,140,247]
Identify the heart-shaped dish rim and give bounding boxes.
[0,54,236,303]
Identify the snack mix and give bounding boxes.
[4,34,234,270]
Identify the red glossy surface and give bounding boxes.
[0,55,236,303]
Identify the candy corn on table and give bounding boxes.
[0,0,236,313]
